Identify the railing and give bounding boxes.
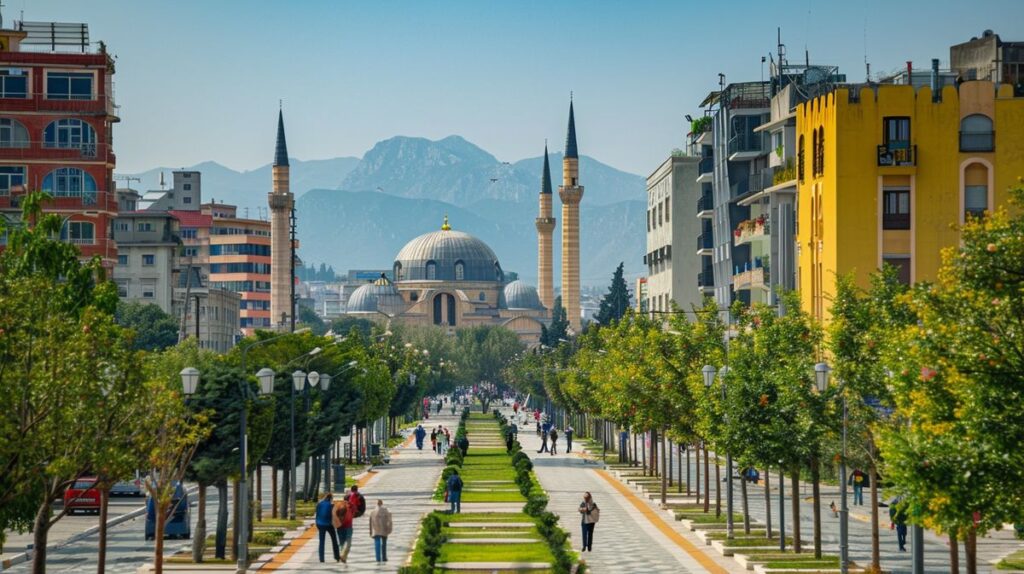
[697,270,714,288]
[698,156,714,175]
[959,131,994,152]
[877,144,916,167]
[0,94,117,117]
[728,131,765,157]
[733,267,769,290]
[696,194,714,213]
[749,169,774,194]
[0,141,113,162]
[734,217,769,243]
[67,237,95,245]
[697,233,713,251]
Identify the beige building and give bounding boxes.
[644,155,702,315]
[535,144,556,311]
[112,211,181,313]
[173,271,241,353]
[559,100,584,332]
[268,110,294,330]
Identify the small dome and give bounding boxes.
[394,218,503,283]
[347,276,405,316]
[503,280,544,310]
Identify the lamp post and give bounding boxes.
[815,361,847,574]
[719,365,734,540]
[702,365,716,514]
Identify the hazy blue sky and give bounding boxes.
[19,0,1024,175]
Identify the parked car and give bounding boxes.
[64,477,101,515]
[110,473,143,497]
[145,481,190,540]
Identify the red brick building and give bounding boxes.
[0,21,118,269]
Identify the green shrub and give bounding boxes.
[441,465,460,481]
[524,493,549,515]
[250,530,284,546]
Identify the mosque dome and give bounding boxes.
[502,280,544,310]
[393,216,504,283]
[346,274,406,315]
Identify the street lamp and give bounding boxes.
[702,364,717,388]
[179,367,200,397]
[815,361,848,574]
[719,365,734,540]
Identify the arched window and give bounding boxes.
[44,119,97,154]
[963,162,989,219]
[393,262,403,282]
[797,135,805,182]
[811,129,818,177]
[960,114,994,152]
[817,128,825,175]
[0,118,28,148]
[478,291,486,302]
[425,260,437,280]
[454,260,465,281]
[42,168,97,198]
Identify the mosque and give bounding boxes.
[269,100,585,345]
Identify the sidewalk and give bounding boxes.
[254,412,455,572]
[508,409,746,574]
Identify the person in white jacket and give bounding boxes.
[368,499,394,563]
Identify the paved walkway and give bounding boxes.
[258,413,454,572]
[507,410,745,574]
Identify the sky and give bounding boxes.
[19,0,1024,176]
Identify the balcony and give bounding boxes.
[877,144,916,167]
[0,141,115,163]
[696,156,714,184]
[733,267,769,291]
[733,216,768,246]
[960,131,994,152]
[728,131,765,161]
[697,270,714,289]
[696,194,714,218]
[697,233,713,256]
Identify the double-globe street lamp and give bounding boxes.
[702,363,734,540]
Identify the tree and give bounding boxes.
[455,326,523,411]
[297,304,327,336]
[541,296,570,346]
[115,300,179,351]
[879,183,1024,574]
[595,262,631,325]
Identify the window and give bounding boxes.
[882,257,911,285]
[183,183,192,191]
[142,288,155,299]
[44,119,97,153]
[210,262,272,274]
[883,188,910,230]
[180,228,197,239]
[478,292,486,302]
[117,254,128,266]
[183,196,192,204]
[960,114,994,152]
[46,72,93,100]
[115,281,128,297]
[883,117,910,147]
[0,68,28,98]
[0,118,29,148]
[426,260,437,280]
[797,135,805,182]
[664,198,670,222]
[182,246,198,257]
[817,128,824,176]
[42,168,97,198]
[209,243,270,256]
[0,166,25,195]
[454,260,465,281]
[115,221,129,231]
[137,222,153,232]
[142,254,155,266]
[965,185,988,218]
[647,209,651,231]
[62,221,94,244]
[811,130,818,176]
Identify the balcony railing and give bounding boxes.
[733,216,769,244]
[877,144,916,167]
[697,270,714,288]
[728,132,764,157]
[0,141,114,162]
[696,194,713,213]
[749,169,775,195]
[698,156,713,175]
[697,233,713,251]
[960,131,994,152]
[733,267,769,290]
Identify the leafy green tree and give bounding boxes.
[329,316,376,339]
[879,184,1024,574]
[595,262,631,325]
[115,300,179,351]
[541,296,570,346]
[455,325,523,411]
[297,304,327,336]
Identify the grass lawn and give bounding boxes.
[461,489,526,503]
[762,556,839,569]
[254,518,303,529]
[997,547,1024,570]
[440,512,536,524]
[437,542,554,564]
[460,467,517,481]
[676,512,745,523]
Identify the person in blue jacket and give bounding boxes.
[446,470,464,514]
[414,425,426,450]
[315,493,340,562]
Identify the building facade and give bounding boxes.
[139,170,201,211]
[644,155,702,314]
[0,20,118,268]
[535,144,555,311]
[268,110,293,330]
[796,80,1024,322]
[559,100,584,332]
[112,211,180,312]
[206,202,272,335]
[172,282,241,353]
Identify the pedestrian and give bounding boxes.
[505,429,514,453]
[446,469,464,514]
[430,427,438,453]
[368,499,393,563]
[549,427,559,455]
[537,426,549,453]
[457,434,469,457]
[436,400,442,414]
[339,485,366,562]
[439,427,450,456]
[565,425,574,453]
[534,409,541,428]
[315,493,340,563]
[513,401,519,416]
[511,421,518,439]
[849,469,868,506]
[578,492,599,552]
[890,497,908,552]
[414,424,426,450]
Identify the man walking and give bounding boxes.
[414,424,426,450]
[368,499,393,563]
[849,469,868,506]
[537,422,549,453]
[446,470,464,514]
[549,427,559,455]
[890,498,908,552]
[457,434,470,457]
[565,424,574,453]
[315,493,340,563]
[430,427,438,453]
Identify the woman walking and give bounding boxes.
[578,492,599,552]
[368,499,393,563]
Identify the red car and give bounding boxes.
[64,477,101,514]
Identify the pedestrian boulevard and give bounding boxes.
[258,413,454,572]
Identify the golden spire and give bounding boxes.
[441,213,451,231]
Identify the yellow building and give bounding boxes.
[797,81,1024,322]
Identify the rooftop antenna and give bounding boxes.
[159,171,166,189]
[863,1,870,81]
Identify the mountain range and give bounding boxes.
[124,136,647,287]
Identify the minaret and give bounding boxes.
[559,98,584,332]
[535,143,556,311]
[268,109,294,330]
